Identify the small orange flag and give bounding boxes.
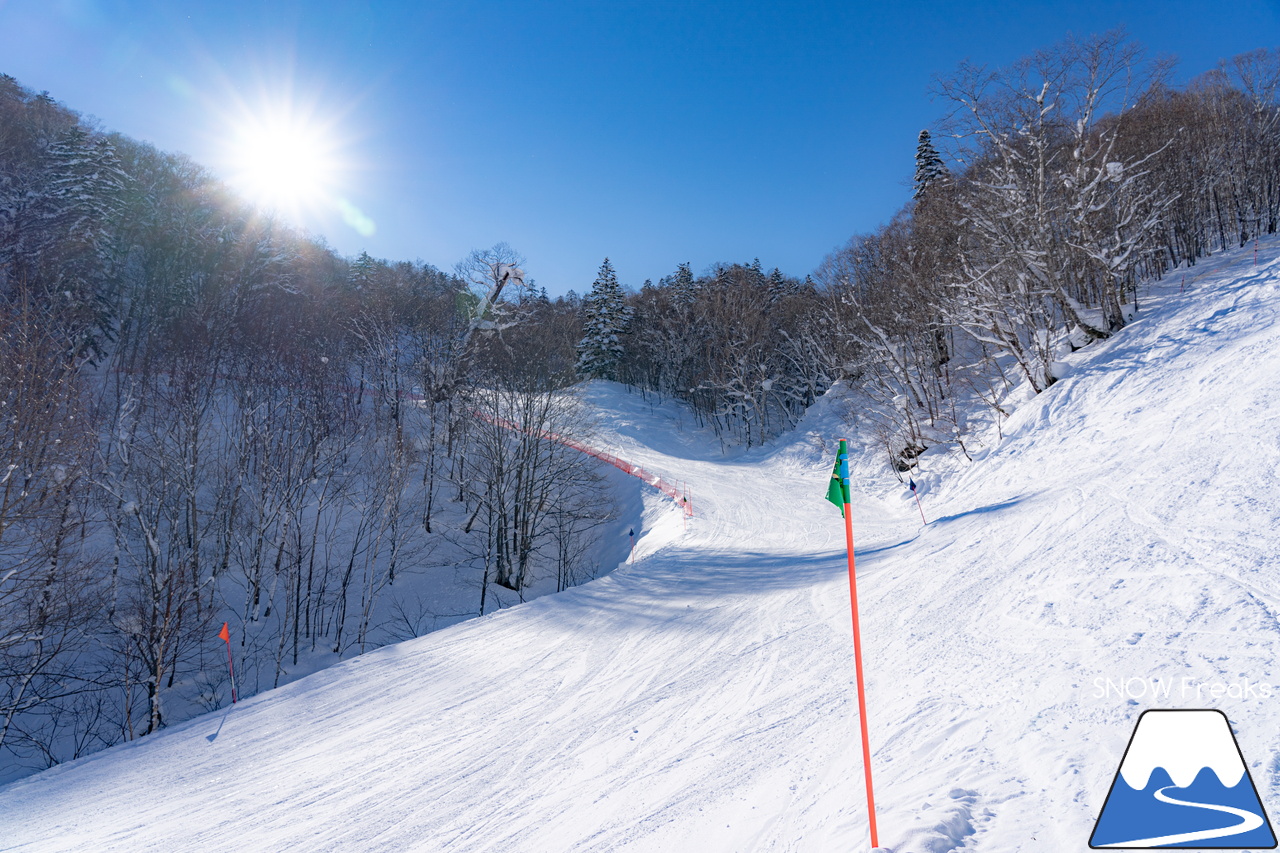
[218,622,230,643]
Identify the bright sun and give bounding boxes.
[225,110,340,220]
[216,90,375,236]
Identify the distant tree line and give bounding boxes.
[573,257,834,449]
[570,38,1280,463]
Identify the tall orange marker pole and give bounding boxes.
[834,439,879,848]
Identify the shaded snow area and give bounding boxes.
[3,238,1280,851]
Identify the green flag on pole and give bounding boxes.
[826,440,851,517]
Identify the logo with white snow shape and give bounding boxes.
[1090,709,1276,848]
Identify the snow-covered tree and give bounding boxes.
[670,261,698,307]
[913,130,946,199]
[767,266,803,302]
[576,258,632,381]
[3,125,128,360]
[934,30,1169,389]
[456,243,530,340]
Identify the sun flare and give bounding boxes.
[214,87,375,236]
[224,107,341,220]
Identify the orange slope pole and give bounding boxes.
[838,439,878,848]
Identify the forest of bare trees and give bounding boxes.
[2,33,1278,779]
[0,74,611,780]
[810,35,1280,470]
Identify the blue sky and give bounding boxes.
[2,0,1277,294]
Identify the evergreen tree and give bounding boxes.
[575,258,632,381]
[913,129,946,199]
[670,261,697,308]
[349,250,386,290]
[767,267,801,302]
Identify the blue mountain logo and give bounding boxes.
[1091,709,1276,848]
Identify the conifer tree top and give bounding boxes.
[576,256,633,381]
[913,129,946,200]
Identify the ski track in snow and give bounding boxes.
[2,239,1280,851]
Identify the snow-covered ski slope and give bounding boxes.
[3,238,1280,852]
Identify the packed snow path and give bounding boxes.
[3,239,1280,851]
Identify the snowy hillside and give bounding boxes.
[2,238,1279,851]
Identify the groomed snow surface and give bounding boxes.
[3,239,1280,851]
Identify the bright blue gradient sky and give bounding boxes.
[2,1,1277,294]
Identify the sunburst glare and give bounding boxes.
[216,90,374,235]
[226,109,336,216]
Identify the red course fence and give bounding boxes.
[478,412,693,517]
[117,375,694,514]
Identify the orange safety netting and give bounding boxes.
[478,412,693,517]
